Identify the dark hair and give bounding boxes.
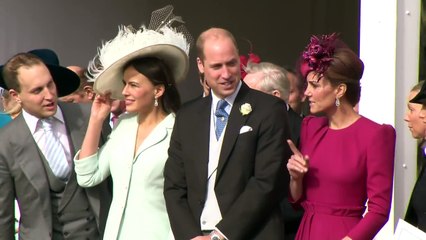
[324,47,364,106]
[284,67,306,94]
[123,57,181,113]
[3,53,44,92]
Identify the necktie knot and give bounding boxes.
[41,118,55,132]
[215,100,228,118]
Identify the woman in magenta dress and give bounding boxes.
[286,34,396,240]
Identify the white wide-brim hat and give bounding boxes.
[88,26,190,100]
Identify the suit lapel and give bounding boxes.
[13,115,51,198]
[192,97,212,185]
[58,103,89,211]
[12,115,52,228]
[216,84,251,178]
[134,115,172,161]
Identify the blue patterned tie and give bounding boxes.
[40,118,70,181]
[215,100,229,140]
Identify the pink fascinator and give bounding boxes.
[300,33,339,78]
[239,40,261,79]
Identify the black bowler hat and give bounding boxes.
[410,81,426,104]
[0,49,80,97]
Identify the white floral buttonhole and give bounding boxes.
[239,103,252,116]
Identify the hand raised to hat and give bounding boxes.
[78,92,113,160]
[91,93,113,122]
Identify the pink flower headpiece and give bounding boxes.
[300,33,338,78]
[240,53,261,79]
[239,39,261,79]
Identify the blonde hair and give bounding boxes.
[2,90,21,118]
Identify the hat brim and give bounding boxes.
[0,64,80,97]
[410,91,426,104]
[93,44,189,100]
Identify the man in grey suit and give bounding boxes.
[0,49,111,239]
[164,28,291,240]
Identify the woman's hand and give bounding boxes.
[286,139,309,181]
[91,93,112,121]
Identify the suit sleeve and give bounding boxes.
[0,142,16,239]
[347,124,396,239]
[164,110,203,240]
[216,100,291,239]
[74,129,114,187]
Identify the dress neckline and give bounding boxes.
[327,116,363,132]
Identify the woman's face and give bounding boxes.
[405,90,426,139]
[122,65,162,113]
[304,71,337,115]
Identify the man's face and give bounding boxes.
[197,37,241,99]
[110,99,126,116]
[10,64,58,119]
[287,71,304,114]
[405,90,426,139]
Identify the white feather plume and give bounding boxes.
[87,25,190,83]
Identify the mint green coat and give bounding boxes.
[75,113,175,240]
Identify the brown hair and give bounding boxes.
[324,47,364,107]
[3,53,44,92]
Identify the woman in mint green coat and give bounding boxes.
[74,23,190,240]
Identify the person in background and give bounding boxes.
[164,27,291,240]
[0,49,111,240]
[2,89,22,118]
[59,66,95,103]
[404,80,426,231]
[284,68,309,117]
[0,88,14,127]
[0,88,24,239]
[285,68,308,116]
[109,99,126,128]
[243,61,303,240]
[74,8,191,239]
[287,33,396,240]
[244,61,302,146]
[199,71,211,97]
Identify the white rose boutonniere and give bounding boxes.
[240,103,252,116]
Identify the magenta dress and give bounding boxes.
[295,116,395,240]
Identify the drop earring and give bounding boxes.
[335,98,340,107]
[154,97,158,107]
